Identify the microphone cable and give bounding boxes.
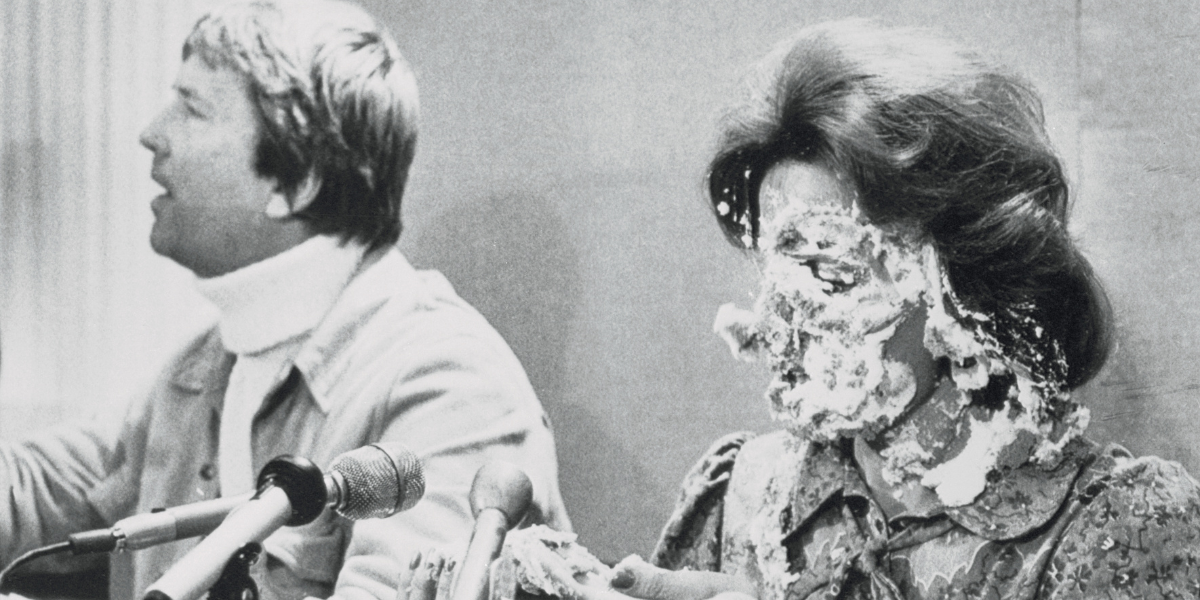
[0,541,71,592]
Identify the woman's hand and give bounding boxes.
[397,548,457,600]
[396,547,756,600]
[565,556,757,600]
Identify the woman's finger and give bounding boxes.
[396,551,423,600]
[609,556,757,600]
[435,554,457,600]
[404,550,447,600]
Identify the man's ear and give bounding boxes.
[265,171,322,219]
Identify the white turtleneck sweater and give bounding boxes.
[195,234,364,496]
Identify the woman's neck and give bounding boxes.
[855,371,1046,513]
[871,375,969,466]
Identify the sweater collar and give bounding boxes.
[176,246,424,414]
[194,235,365,355]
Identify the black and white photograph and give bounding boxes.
[0,1,1197,598]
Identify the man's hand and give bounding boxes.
[566,556,756,600]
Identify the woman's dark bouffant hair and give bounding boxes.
[709,20,1112,390]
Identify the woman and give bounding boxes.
[643,19,1200,599]
[401,20,1200,600]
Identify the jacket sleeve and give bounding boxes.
[0,383,153,583]
[325,322,567,600]
[0,424,112,563]
[1039,449,1200,599]
[0,325,203,575]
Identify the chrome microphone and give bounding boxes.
[451,462,533,600]
[143,442,424,600]
[67,493,255,554]
[326,442,425,519]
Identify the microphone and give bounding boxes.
[143,442,425,600]
[451,462,533,600]
[67,493,255,554]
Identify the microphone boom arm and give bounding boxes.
[144,455,327,600]
[142,444,424,600]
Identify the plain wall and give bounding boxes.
[1,0,1198,565]
[366,0,1200,560]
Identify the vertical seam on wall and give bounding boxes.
[1075,0,1084,196]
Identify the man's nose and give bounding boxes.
[139,111,167,154]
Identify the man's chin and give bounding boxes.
[147,230,191,271]
[148,228,171,258]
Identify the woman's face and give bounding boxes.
[724,160,1089,507]
[748,160,939,442]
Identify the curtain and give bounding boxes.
[0,1,220,436]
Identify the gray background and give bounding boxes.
[2,0,1198,564]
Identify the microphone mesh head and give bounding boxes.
[329,443,425,520]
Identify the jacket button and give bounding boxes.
[199,463,217,481]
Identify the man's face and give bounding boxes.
[139,56,279,278]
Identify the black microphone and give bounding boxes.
[451,462,533,600]
[143,442,425,600]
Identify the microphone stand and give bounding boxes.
[207,543,262,600]
[146,455,325,600]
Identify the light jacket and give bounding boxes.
[0,248,570,600]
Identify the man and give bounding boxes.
[0,2,569,600]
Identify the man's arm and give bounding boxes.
[0,423,115,570]
[327,329,566,600]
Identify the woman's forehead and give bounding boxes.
[759,159,856,219]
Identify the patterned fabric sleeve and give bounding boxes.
[650,432,753,572]
[1040,448,1200,599]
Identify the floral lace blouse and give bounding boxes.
[651,431,1200,599]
